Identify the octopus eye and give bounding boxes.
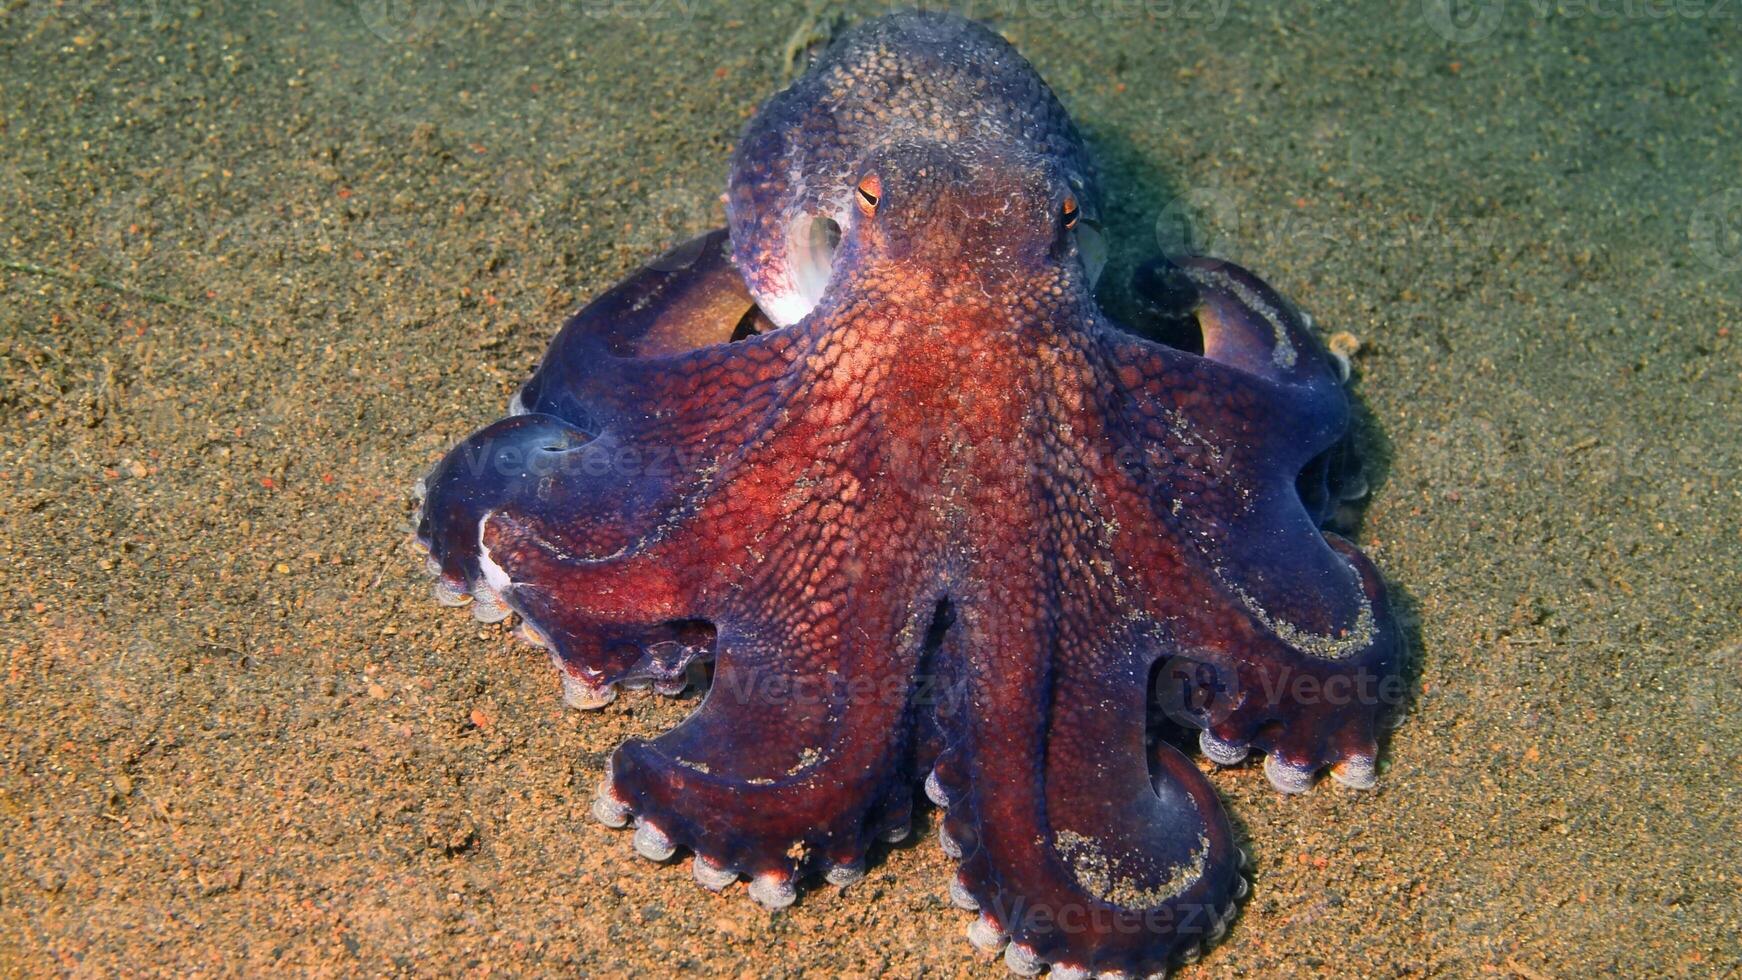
[1062,195,1079,229]
[856,174,881,216]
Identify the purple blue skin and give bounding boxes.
[413,11,1403,977]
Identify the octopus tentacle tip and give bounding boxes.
[591,785,631,829]
[936,823,963,860]
[879,823,911,844]
[923,769,950,806]
[631,820,677,862]
[693,856,739,891]
[468,590,511,624]
[1263,753,1318,794]
[1003,941,1044,977]
[824,860,866,888]
[422,554,443,577]
[558,666,617,710]
[1330,754,1379,789]
[747,872,798,911]
[512,621,550,649]
[592,793,634,832]
[967,913,1007,953]
[1198,729,1250,766]
[947,875,978,910]
[431,577,470,607]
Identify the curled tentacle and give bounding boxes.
[418,414,686,587]
[474,513,696,706]
[515,228,780,427]
[1113,255,1348,469]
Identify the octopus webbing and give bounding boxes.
[412,11,1404,977]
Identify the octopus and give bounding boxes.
[412,11,1404,978]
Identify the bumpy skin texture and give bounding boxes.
[726,11,1101,327]
[414,12,1402,977]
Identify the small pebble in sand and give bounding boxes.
[1328,330,1363,380]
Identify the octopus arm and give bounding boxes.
[600,591,935,904]
[1096,257,1406,792]
[1102,255,1350,470]
[514,228,787,430]
[416,233,805,702]
[928,604,1244,976]
[481,365,945,900]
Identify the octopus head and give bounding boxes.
[828,140,1099,305]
